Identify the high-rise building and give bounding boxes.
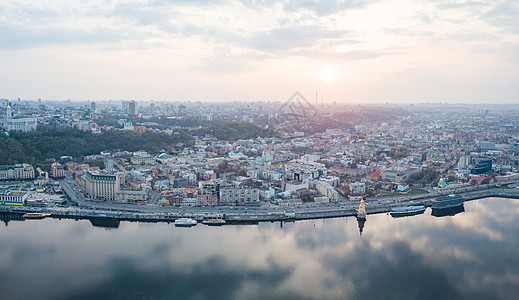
[128,100,136,116]
[90,101,95,119]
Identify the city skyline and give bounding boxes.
[1,0,518,103]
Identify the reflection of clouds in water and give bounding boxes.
[65,255,293,300]
[322,241,462,299]
[1,198,519,299]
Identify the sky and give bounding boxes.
[1,0,518,103]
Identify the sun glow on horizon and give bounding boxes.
[319,66,337,81]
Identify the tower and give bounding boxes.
[357,218,365,236]
[6,103,12,119]
[90,101,95,119]
[128,100,136,116]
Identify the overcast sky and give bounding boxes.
[1,0,518,103]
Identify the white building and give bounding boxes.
[349,182,366,195]
[259,188,276,200]
[284,160,326,182]
[0,164,35,180]
[0,191,28,205]
[319,175,340,187]
[182,197,198,207]
[131,151,156,165]
[51,162,65,178]
[314,196,330,203]
[84,171,120,201]
[2,104,37,132]
[219,187,260,205]
[315,181,339,202]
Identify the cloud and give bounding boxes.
[436,0,488,10]
[0,23,139,49]
[284,0,374,16]
[193,46,256,73]
[62,256,293,299]
[435,1,519,35]
[241,0,374,16]
[0,2,152,49]
[293,48,404,61]
[482,2,519,34]
[250,25,350,52]
[324,241,463,299]
[106,1,180,27]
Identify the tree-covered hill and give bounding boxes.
[193,122,278,140]
[0,127,193,166]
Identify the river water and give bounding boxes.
[1,197,518,300]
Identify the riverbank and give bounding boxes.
[1,187,519,224]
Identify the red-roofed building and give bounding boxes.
[366,170,381,181]
[469,176,487,185]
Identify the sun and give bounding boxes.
[319,66,337,81]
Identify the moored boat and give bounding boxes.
[201,219,226,226]
[23,212,51,219]
[174,218,197,227]
[390,205,426,217]
[432,194,464,210]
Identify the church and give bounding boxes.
[2,103,37,132]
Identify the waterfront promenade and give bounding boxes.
[1,179,519,224]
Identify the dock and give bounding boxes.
[1,185,519,224]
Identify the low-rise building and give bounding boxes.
[314,196,330,203]
[0,191,28,206]
[0,164,35,180]
[197,194,218,206]
[349,182,366,195]
[130,151,156,165]
[51,162,65,178]
[116,189,148,202]
[381,170,410,183]
[156,153,175,164]
[182,197,198,207]
[315,181,339,202]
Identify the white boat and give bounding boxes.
[174,218,197,227]
[390,205,426,217]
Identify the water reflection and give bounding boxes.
[431,205,465,217]
[1,198,518,299]
[89,218,121,229]
[0,212,24,226]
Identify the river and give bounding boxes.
[1,197,518,299]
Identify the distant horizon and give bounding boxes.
[2,97,519,106]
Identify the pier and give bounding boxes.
[2,184,519,224]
